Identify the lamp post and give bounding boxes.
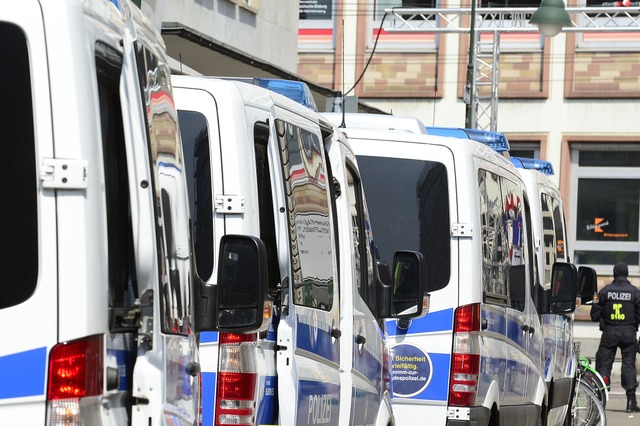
[464,0,478,129]
[464,0,572,129]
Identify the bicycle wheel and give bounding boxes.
[581,369,607,409]
[572,381,607,426]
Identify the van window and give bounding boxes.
[357,156,451,292]
[135,43,190,334]
[276,120,335,310]
[541,193,556,286]
[179,110,214,281]
[345,164,376,311]
[478,170,526,311]
[0,23,38,309]
[96,42,137,312]
[552,199,567,261]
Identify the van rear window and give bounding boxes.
[0,23,38,309]
[356,156,451,292]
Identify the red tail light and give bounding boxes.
[47,335,103,400]
[449,304,480,407]
[215,333,258,426]
[453,303,481,333]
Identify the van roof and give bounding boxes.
[322,112,428,134]
[172,75,321,123]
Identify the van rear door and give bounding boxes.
[352,138,458,425]
[272,108,342,426]
[173,85,226,424]
[0,3,57,423]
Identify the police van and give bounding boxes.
[427,127,596,425]
[0,0,201,424]
[322,113,595,426]
[171,76,428,425]
[511,157,600,425]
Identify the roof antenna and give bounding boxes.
[340,18,346,128]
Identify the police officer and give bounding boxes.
[590,262,640,413]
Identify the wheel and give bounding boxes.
[581,370,607,409]
[571,381,606,426]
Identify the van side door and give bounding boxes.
[272,111,342,426]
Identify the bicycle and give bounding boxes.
[565,343,607,426]
[571,378,607,426]
[577,355,609,409]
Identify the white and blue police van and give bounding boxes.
[171,77,429,426]
[511,157,599,425]
[428,127,598,425]
[322,113,596,426]
[0,0,202,424]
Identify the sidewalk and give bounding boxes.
[603,363,640,425]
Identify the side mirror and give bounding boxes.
[390,250,429,319]
[577,266,598,305]
[194,235,271,333]
[549,262,578,314]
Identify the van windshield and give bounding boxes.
[356,156,451,292]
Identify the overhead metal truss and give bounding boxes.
[384,6,640,131]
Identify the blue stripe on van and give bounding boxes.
[386,308,454,336]
[201,371,216,425]
[200,332,219,343]
[296,315,339,364]
[0,347,47,399]
[296,379,341,425]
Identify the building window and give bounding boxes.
[576,0,640,48]
[233,0,259,13]
[570,145,640,271]
[369,0,437,50]
[509,141,541,159]
[299,0,335,51]
[374,0,436,20]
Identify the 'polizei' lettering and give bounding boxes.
[607,292,631,301]
[307,394,332,424]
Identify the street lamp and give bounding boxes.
[530,0,572,37]
[464,0,572,128]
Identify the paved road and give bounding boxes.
[601,370,639,425]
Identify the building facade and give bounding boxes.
[297,0,640,296]
[157,0,638,340]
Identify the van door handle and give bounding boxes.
[331,328,342,339]
[355,335,366,345]
[521,324,530,333]
[528,327,535,335]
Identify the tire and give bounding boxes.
[571,381,606,426]
[581,369,607,409]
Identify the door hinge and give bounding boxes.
[451,223,473,238]
[215,195,245,214]
[40,158,88,189]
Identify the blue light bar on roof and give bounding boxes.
[425,126,510,153]
[253,78,318,112]
[463,129,510,153]
[425,127,469,139]
[511,156,555,175]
